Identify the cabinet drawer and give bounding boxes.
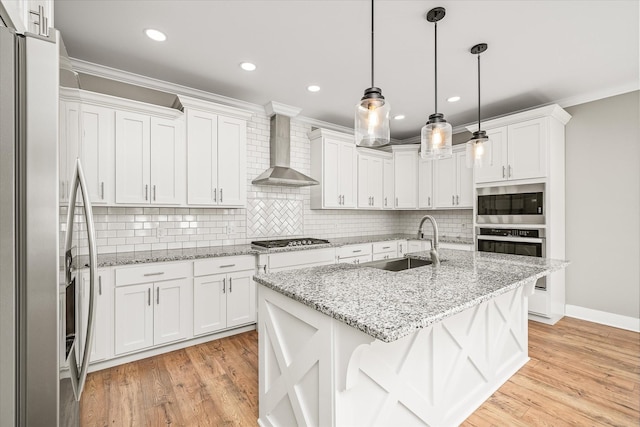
[194,255,255,277]
[372,241,397,254]
[529,288,550,317]
[372,252,396,261]
[338,254,372,265]
[268,248,335,270]
[115,262,191,287]
[337,244,372,258]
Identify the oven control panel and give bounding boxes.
[479,228,540,238]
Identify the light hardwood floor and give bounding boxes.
[81,317,639,426]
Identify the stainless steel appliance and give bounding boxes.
[476,183,545,224]
[252,237,331,249]
[0,19,95,426]
[477,227,546,290]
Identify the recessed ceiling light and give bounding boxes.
[240,62,257,71]
[393,114,406,120]
[144,28,167,42]
[307,85,321,92]
[447,96,461,103]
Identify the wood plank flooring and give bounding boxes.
[81,317,640,426]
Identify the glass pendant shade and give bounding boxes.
[355,87,391,147]
[466,130,490,168]
[421,114,452,159]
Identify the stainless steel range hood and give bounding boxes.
[252,114,318,187]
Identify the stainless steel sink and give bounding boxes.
[361,257,432,272]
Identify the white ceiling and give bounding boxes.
[54,0,639,140]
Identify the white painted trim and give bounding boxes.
[554,81,640,110]
[565,304,640,332]
[464,104,571,132]
[180,95,254,119]
[264,101,301,118]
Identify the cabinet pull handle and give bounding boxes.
[219,264,236,268]
[502,166,506,178]
[147,288,151,306]
[395,197,398,207]
[352,250,362,253]
[153,185,157,201]
[98,276,102,296]
[384,197,387,206]
[428,196,431,206]
[382,246,391,249]
[456,195,459,205]
[452,195,455,205]
[145,184,148,201]
[263,265,267,273]
[229,277,233,292]
[341,195,344,205]
[156,287,160,304]
[509,165,513,178]
[61,182,64,200]
[143,272,164,277]
[223,277,226,293]
[213,188,217,202]
[220,188,223,203]
[338,195,341,205]
[372,196,374,205]
[399,244,403,252]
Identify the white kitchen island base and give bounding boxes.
[258,281,534,427]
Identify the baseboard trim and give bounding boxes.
[565,305,640,332]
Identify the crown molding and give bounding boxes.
[264,101,302,118]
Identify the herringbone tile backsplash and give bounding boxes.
[247,199,304,238]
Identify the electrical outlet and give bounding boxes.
[157,228,167,237]
[228,225,234,234]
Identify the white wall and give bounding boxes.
[564,91,640,319]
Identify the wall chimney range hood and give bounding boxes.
[252,103,318,187]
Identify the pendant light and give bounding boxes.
[421,7,452,160]
[466,43,489,168]
[355,0,390,147]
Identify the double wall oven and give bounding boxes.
[476,184,547,290]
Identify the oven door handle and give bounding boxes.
[477,235,545,244]
[65,159,97,402]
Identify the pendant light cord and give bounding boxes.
[477,53,481,132]
[371,0,375,87]
[434,21,438,113]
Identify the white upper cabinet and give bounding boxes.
[469,105,571,185]
[59,100,80,204]
[418,157,434,209]
[2,0,53,35]
[383,157,394,209]
[310,129,357,209]
[80,104,114,204]
[357,148,388,209]
[183,97,250,207]
[393,146,419,209]
[150,117,185,204]
[434,146,473,208]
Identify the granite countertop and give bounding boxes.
[253,249,569,343]
[86,234,474,267]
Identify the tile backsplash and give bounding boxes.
[64,111,472,255]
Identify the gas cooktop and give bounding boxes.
[251,237,331,249]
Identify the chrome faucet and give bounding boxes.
[417,215,440,266]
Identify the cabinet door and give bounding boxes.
[217,116,247,206]
[394,151,418,209]
[115,111,151,204]
[81,104,113,204]
[60,101,80,203]
[114,283,153,355]
[456,151,474,207]
[369,156,383,208]
[226,271,256,328]
[154,278,190,346]
[322,138,341,208]
[507,118,547,181]
[79,269,112,363]
[193,274,227,336]
[418,158,434,209]
[150,117,185,205]
[357,154,370,208]
[474,127,508,184]
[339,142,357,208]
[397,240,407,256]
[434,155,455,208]
[383,158,394,209]
[187,109,218,205]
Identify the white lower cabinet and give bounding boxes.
[79,268,112,363]
[337,244,373,264]
[114,262,191,356]
[193,255,257,336]
[407,239,432,253]
[193,269,256,336]
[372,241,398,261]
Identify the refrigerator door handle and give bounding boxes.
[64,159,97,401]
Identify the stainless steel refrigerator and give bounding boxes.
[0,18,97,427]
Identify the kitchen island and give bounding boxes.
[254,249,568,427]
